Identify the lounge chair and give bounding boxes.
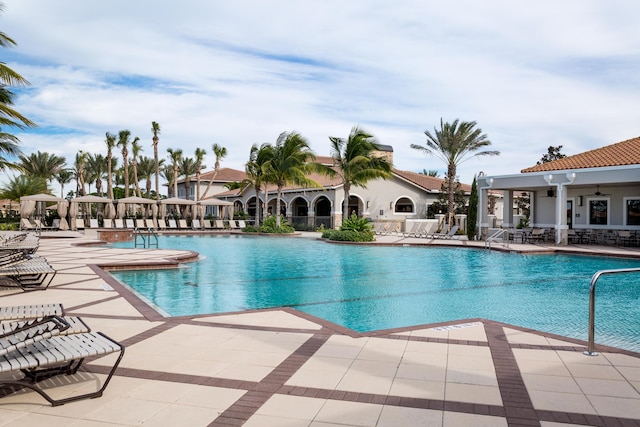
[237,220,246,229]
[135,219,146,229]
[50,219,61,230]
[0,233,39,254]
[20,218,37,231]
[214,219,225,230]
[526,228,546,243]
[125,219,135,228]
[178,219,188,229]
[0,250,28,268]
[167,219,178,229]
[0,303,64,321]
[145,219,156,230]
[102,218,113,228]
[431,225,459,239]
[113,219,124,229]
[1,315,90,355]
[228,220,239,230]
[402,222,421,237]
[157,219,166,230]
[0,331,124,406]
[202,219,212,229]
[89,218,100,228]
[192,219,201,229]
[0,255,56,291]
[419,223,438,238]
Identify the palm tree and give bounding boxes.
[104,132,116,199]
[73,150,88,196]
[85,153,108,196]
[117,130,132,198]
[131,137,142,197]
[201,143,227,199]
[244,143,274,227]
[161,165,174,198]
[329,126,392,222]
[264,131,321,228]
[194,148,206,201]
[166,148,182,198]
[17,151,66,182]
[151,121,161,200]
[137,156,156,198]
[0,6,37,171]
[178,156,197,200]
[0,175,49,200]
[55,169,73,198]
[420,169,440,177]
[410,118,499,228]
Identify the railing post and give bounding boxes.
[584,267,640,356]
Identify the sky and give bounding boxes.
[2,0,640,192]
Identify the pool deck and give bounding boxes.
[1,231,639,426]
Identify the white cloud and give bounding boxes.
[2,0,639,190]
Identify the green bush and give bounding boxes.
[258,215,295,234]
[322,229,374,242]
[340,213,373,233]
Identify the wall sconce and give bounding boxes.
[366,201,370,208]
[389,202,393,210]
[578,196,583,206]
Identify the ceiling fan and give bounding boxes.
[593,185,611,196]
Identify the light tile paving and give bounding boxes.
[0,233,639,426]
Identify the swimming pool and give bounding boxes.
[110,235,640,351]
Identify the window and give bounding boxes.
[589,199,608,225]
[394,197,414,213]
[626,198,640,226]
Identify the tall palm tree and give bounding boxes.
[117,130,132,198]
[264,131,321,228]
[74,150,88,197]
[85,153,108,196]
[55,169,73,198]
[104,132,116,199]
[194,148,206,201]
[151,121,161,200]
[244,143,274,227]
[178,156,197,200]
[329,126,392,221]
[410,118,499,228]
[160,165,174,198]
[0,5,37,171]
[131,137,142,197]
[17,151,66,182]
[166,148,182,198]
[137,156,158,199]
[201,143,227,199]
[0,175,49,200]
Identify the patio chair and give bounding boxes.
[192,219,201,229]
[214,219,225,230]
[237,220,247,229]
[431,225,459,239]
[156,219,167,230]
[0,233,39,255]
[526,228,546,243]
[228,220,239,230]
[168,219,178,229]
[178,219,188,229]
[113,219,124,229]
[0,250,28,268]
[617,230,632,246]
[145,219,156,230]
[0,303,64,321]
[0,331,124,406]
[419,223,439,238]
[125,219,135,228]
[20,218,37,231]
[0,255,56,291]
[102,218,113,228]
[202,219,212,229]
[1,315,89,343]
[135,219,146,229]
[89,219,99,228]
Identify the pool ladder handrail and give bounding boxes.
[134,227,159,249]
[485,228,508,249]
[584,267,640,356]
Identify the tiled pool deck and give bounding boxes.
[1,232,639,426]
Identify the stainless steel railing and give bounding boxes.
[584,267,640,356]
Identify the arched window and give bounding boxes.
[394,197,414,213]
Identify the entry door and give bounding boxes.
[566,200,573,229]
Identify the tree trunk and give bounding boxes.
[342,182,350,226]
[447,163,456,231]
[276,187,282,228]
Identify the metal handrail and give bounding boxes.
[485,228,508,249]
[134,227,159,249]
[584,267,640,356]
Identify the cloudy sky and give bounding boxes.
[2,0,639,190]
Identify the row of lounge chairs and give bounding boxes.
[0,303,124,406]
[0,233,55,292]
[374,222,460,240]
[87,218,247,231]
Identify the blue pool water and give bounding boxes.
[110,235,640,351]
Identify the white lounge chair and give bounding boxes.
[431,225,459,239]
[89,219,99,228]
[125,219,135,228]
[192,219,201,229]
[113,219,124,229]
[178,219,188,229]
[214,220,225,230]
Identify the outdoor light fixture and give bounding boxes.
[578,196,583,206]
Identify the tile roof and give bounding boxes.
[393,169,472,192]
[521,136,640,173]
[180,167,247,183]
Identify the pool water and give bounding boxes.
[110,235,640,351]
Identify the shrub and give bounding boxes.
[258,215,295,234]
[322,229,374,242]
[340,213,373,233]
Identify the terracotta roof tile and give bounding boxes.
[393,169,472,192]
[181,167,247,183]
[521,136,640,173]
